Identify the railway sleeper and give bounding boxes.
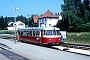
[65,45,75,48]
[83,47,90,50]
[76,46,85,49]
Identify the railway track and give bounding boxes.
[61,42,90,50]
[5,38,90,50]
[19,40,90,51]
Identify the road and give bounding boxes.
[0,38,90,60]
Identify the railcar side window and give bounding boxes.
[41,30,43,36]
[44,30,46,35]
[33,31,35,36]
[45,30,61,35]
[57,30,61,35]
[27,31,29,36]
[53,30,57,35]
[30,31,32,36]
[36,31,40,36]
[21,31,23,35]
[23,31,27,36]
[46,30,52,35]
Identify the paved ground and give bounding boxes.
[0,39,40,60]
[0,38,90,60]
[0,48,29,60]
[0,48,10,60]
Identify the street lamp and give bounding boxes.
[11,7,19,44]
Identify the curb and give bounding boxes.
[66,50,90,56]
[0,43,11,49]
[51,46,90,56]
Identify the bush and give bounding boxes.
[0,28,8,30]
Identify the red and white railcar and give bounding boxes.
[17,27,62,46]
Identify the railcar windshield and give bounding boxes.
[45,30,61,35]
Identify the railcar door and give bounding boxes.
[41,30,44,45]
[16,30,20,40]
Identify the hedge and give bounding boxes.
[0,30,14,34]
[68,25,90,32]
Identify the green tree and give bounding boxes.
[83,0,90,23]
[0,16,4,29]
[84,0,90,11]
[0,16,8,30]
[57,0,83,31]
[4,16,8,28]
[28,14,38,27]
[57,0,90,32]
[16,15,27,24]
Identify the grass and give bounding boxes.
[63,32,90,45]
[0,30,90,45]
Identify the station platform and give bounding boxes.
[52,46,90,56]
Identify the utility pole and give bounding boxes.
[28,14,30,27]
[11,7,19,44]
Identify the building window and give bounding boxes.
[45,24,46,27]
[40,19,42,22]
[42,19,43,22]
[18,23,23,26]
[49,24,51,27]
[49,19,52,22]
[45,18,46,22]
[49,18,51,19]
[39,19,41,22]
[41,19,42,22]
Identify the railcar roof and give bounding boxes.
[18,27,60,31]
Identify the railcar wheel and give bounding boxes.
[47,44,51,48]
[40,43,44,47]
[58,43,61,46]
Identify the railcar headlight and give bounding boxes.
[59,39,61,40]
[36,37,39,40]
[49,39,52,41]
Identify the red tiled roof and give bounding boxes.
[33,10,59,23]
[39,10,59,18]
[33,16,39,23]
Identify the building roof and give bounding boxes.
[8,22,13,25]
[33,10,59,23]
[18,27,60,31]
[39,10,59,18]
[14,21,24,25]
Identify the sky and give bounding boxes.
[0,0,64,17]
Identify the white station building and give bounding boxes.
[33,10,60,27]
[7,21,25,30]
